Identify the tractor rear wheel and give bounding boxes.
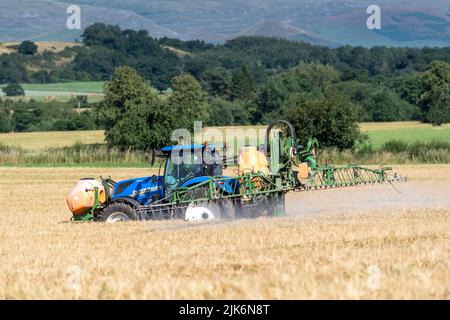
[185,201,221,221]
[99,203,137,223]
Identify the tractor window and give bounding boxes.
[164,149,223,193]
[164,151,202,191]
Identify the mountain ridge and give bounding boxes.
[0,0,448,47]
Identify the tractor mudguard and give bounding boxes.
[180,176,211,188]
[219,177,240,194]
[111,197,142,208]
[181,176,238,194]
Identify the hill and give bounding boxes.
[0,0,448,47]
[236,21,335,46]
[0,41,81,55]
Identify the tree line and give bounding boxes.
[0,99,96,133]
[0,23,449,150]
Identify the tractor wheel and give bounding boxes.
[182,186,219,221]
[99,203,137,223]
[185,201,221,221]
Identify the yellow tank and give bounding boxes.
[66,179,106,216]
[237,146,269,175]
[297,162,310,180]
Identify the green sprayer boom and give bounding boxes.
[67,120,406,222]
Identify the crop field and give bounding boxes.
[1,122,449,152]
[0,164,449,299]
[17,82,105,93]
[0,130,104,150]
[0,41,81,55]
[0,82,105,102]
[360,122,450,148]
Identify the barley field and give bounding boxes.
[0,165,449,299]
[0,130,105,150]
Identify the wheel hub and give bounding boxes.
[106,212,130,223]
[185,203,219,221]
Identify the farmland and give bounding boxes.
[0,82,105,102]
[360,122,450,148]
[0,130,104,150]
[0,41,81,55]
[0,165,449,299]
[1,122,449,151]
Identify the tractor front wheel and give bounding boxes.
[99,203,137,223]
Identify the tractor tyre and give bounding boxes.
[99,203,138,223]
[182,186,220,221]
[184,201,221,221]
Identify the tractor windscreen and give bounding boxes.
[164,148,222,192]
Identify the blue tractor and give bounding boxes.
[67,120,399,223]
[97,144,239,222]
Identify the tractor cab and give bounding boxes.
[110,144,222,206]
[161,144,222,194]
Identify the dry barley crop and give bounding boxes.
[0,165,449,299]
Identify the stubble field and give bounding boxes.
[0,165,449,299]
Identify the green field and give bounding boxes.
[360,122,450,148]
[19,82,104,93]
[1,122,449,151]
[0,82,105,102]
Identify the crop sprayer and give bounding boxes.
[66,120,406,222]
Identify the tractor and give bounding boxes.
[66,120,403,222]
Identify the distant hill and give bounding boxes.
[236,21,336,46]
[0,41,81,55]
[0,0,449,47]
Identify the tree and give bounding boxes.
[419,61,450,126]
[204,67,232,98]
[363,91,419,122]
[2,83,25,97]
[207,97,252,126]
[12,103,42,132]
[18,41,38,55]
[282,95,363,150]
[0,111,11,132]
[98,66,167,150]
[292,63,339,94]
[394,73,423,106]
[165,73,209,133]
[230,66,256,101]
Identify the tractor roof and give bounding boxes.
[161,144,216,156]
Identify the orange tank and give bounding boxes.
[66,179,106,216]
[237,146,269,176]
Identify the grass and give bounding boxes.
[1,122,450,166]
[0,130,104,150]
[0,165,449,299]
[18,82,105,93]
[0,143,154,167]
[5,122,448,151]
[360,122,450,149]
[0,82,105,102]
